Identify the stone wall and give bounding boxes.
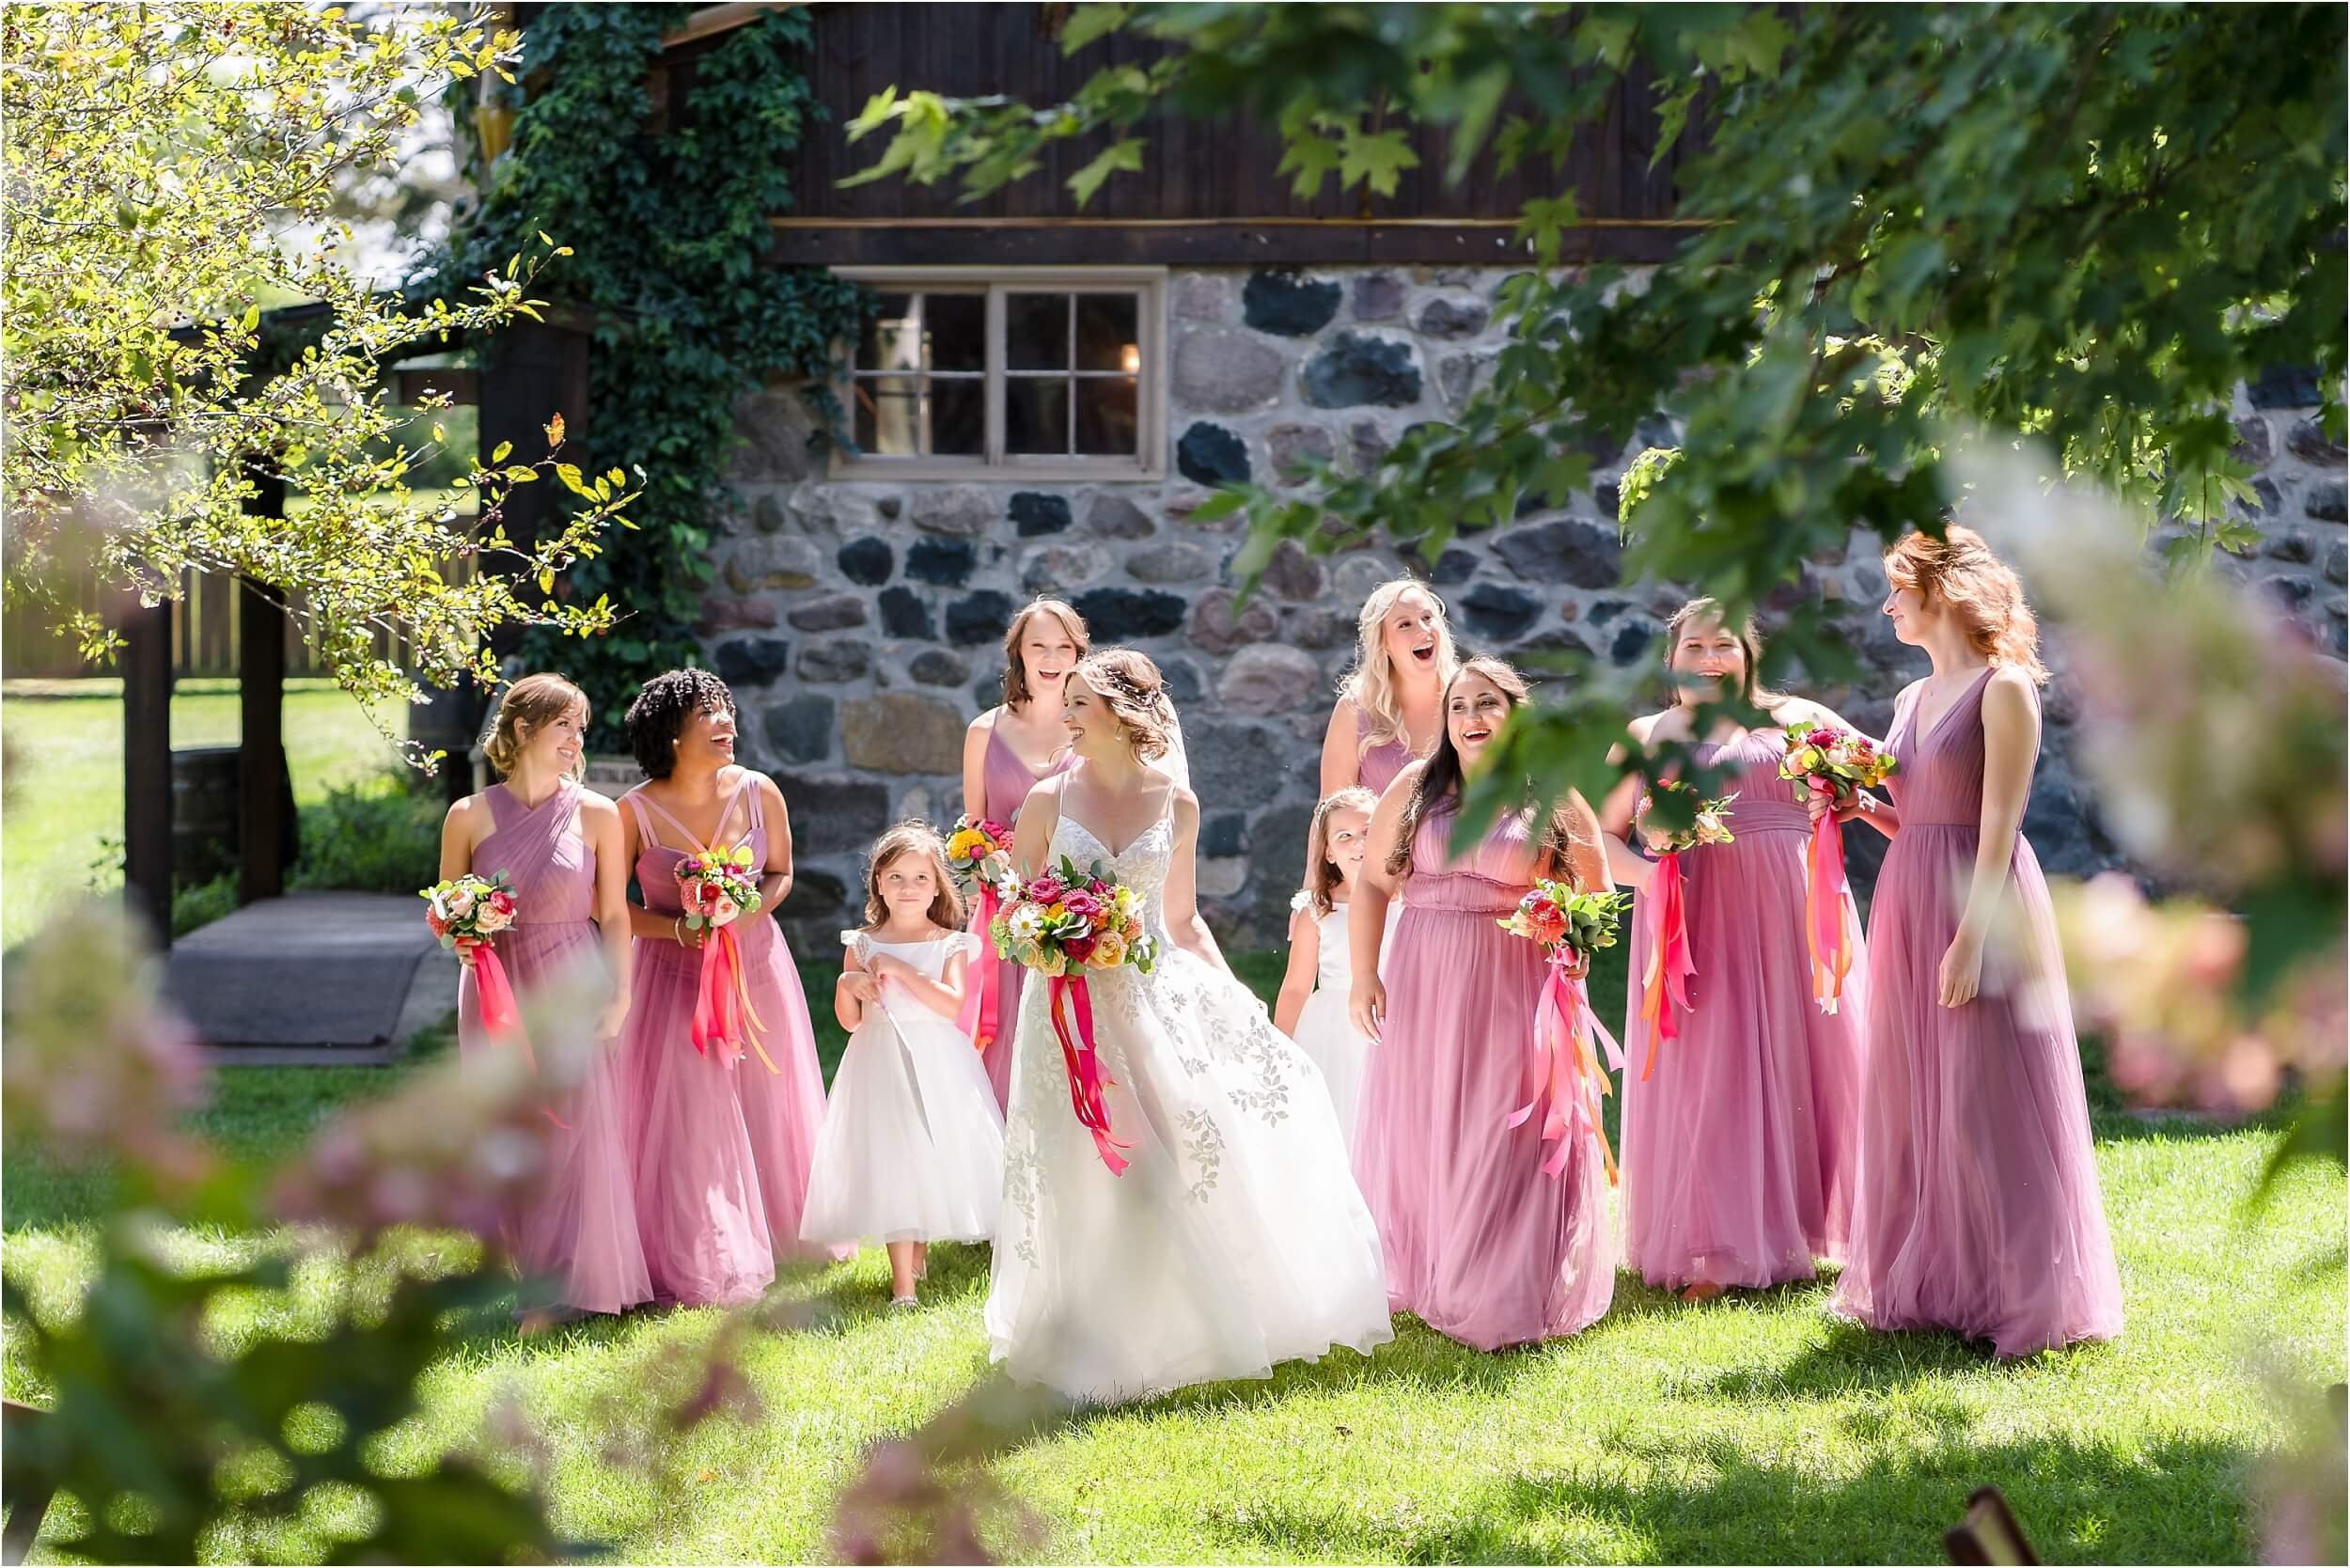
[705,266,2348,949]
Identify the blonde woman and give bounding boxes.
[960,597,1088,1107]
[436,672,649,1327]
[1320,578,1458,798]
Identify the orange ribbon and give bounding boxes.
[1637,851,1696,1082]
[1803,781,1857,1014]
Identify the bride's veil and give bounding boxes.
[1152,701,1191,793]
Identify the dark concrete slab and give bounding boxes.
[166,892,448,1058]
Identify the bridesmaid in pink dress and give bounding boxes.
[1827,527,2123,1356]
[1349,658,1618,1349]
[619,669,842,1308]
[1598,601,1862,1300]
[959,596,1085,1107]
[438,673,650,1327]
[1319,577,1456,797]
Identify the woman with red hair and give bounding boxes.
[1825,525,2123,1356]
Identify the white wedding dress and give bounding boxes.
[986,800,1395,1404]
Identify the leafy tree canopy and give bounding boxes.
[848,1,2346,823]
[3,3,636,751]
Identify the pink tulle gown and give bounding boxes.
[1834,668,2123,1356]
[1351,698,1418,796]
[458,779,652,1316]
[1619,729,1862,1292]
[622,773,842,1308]
[1355,801,1617,1349]
[966,720,1071,1108]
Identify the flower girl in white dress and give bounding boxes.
[802,822,1005,1308]
[1274,788,1378,1155]
[988,649,1391,1404]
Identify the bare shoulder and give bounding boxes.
[1169,784,1200,825]
[1627,708,1679,745]
[574,791,620,825]
[1766,694,1831,730]
[1982,665,2040,714]
[1023,770,1069,816]
[1325,694,1359,732]
[444,792,486,828]
[966,706,1003,741]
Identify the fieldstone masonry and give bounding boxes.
[709,266,2348,950]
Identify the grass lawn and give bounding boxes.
[0,677,405,948]
[4,947,2342,1565]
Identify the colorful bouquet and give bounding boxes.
[676,845,778,1074]
[1633,780,1738,1080]
[990,855,1159,1174]
[423,872,524,1044]
[944,815,1014,897]
[1496,882,1632,1184]
[1778,721,1897,1014]
[946,815,1017,1055]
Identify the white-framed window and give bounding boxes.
[832,266,1167,481]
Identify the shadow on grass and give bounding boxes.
[1191,1428,2259,1564]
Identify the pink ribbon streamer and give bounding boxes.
[1508,949,1624,1184]
[1638,850,1696,1082]
[1048,972,1129,1175]
[471,941,568,1130]
[1803,780,1856,1014]
[957,884,1003,1053]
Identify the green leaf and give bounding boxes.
[1067,137,1144,207]
[1058,4,1131,55]
[1337,125,1419,197]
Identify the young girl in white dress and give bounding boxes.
[801,822,1005,1309]
[1274,788,1377,1154]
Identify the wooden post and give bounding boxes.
[237,462,290,902]
[236,595,288,902]
[119,597,173,942]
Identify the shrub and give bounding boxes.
[290,777,443,894]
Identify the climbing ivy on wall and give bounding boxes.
[431,3,868,749]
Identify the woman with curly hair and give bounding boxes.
[618,668,844,1307]
[1825,526,2122,1356]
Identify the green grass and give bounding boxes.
[0,677,404,948]
[5,949,2341,1565]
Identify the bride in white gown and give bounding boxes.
[986,648,1393,1403]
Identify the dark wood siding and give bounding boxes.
[650,3,1701,267]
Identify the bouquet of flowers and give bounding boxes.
[1778,721,1897,1014]
[1633,780,1737,1080]
[990,855,1159,1174]
[1496,882,1632,1184]
[946,815,1017,1055]
[676,846,778,1074]
[423,872,524,1043]
[944,815,1014,898]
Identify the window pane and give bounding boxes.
[925,292,986,373]
[1006,293,1070,372]
[854,375,921,456]
[861,295,922,373]
[1074,376,1139,457]
[930,378,984,456]
[1075,293,1140,372]
[1005,377,1071,455]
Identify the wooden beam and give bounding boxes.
[120,597,173,943]
[662,3,796,51]
[766,216,1706,268]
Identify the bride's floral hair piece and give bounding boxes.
[1387,657,1598,883]
[1001,597,1091,710]
[1301,787,1377,918]
[860,819,964,931]
[1073,648,1174,761]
